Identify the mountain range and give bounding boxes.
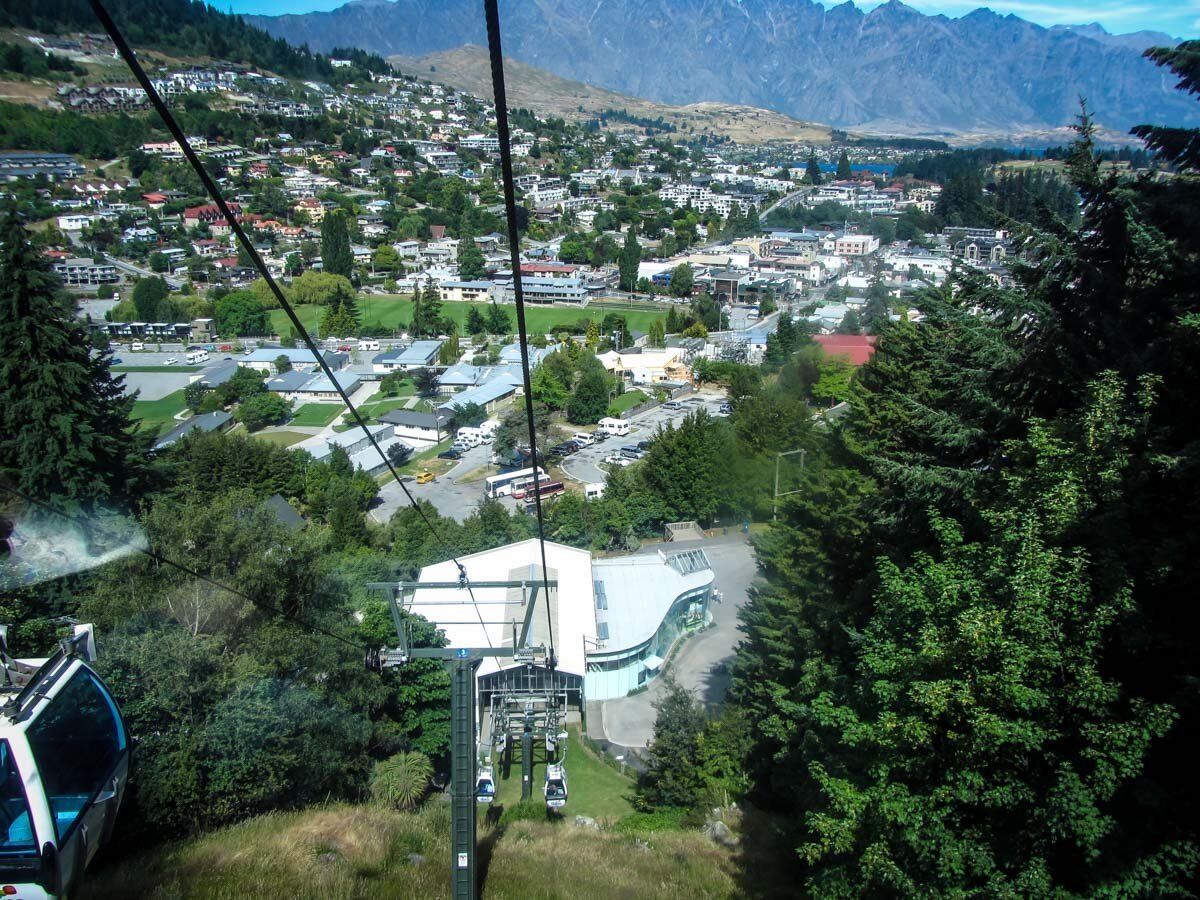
[246,0,1195,138]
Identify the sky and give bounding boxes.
[222,0,1195,40]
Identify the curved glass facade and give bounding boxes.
[585,584,711,700]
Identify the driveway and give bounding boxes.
[589,531,756,748]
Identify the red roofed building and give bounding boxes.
[814,334,877,367]
[520,262,578,279]
[184,202,240,230]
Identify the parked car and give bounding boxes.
[218,344,232,351]
[663,400,682,410]
[438,449,463,460]
[415,471,435,484]
[593,432,610,442]
[719,403,733,414]
[637,440,653,451]
[163,357,178,365]
[604,455,633,467]
[337,345,352,352]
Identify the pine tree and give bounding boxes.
[836,149,853,180]
[0,207,144,513]
[806,153,823,185]
[320,209,353,278]
[666,304,680,334]
[421,282,442,336]
[409,283,424,338]
[618,224,640,293]
[456,230,486,281]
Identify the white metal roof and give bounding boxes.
[591,549,713,651]
[413,539,595,679]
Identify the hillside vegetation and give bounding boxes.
[391,45,832,144]
[81,802,751,900]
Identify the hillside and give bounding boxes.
[248,0,1197,136]
[80,802,765,900]
[393,45,832,144]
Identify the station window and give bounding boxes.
[26,670,127,841]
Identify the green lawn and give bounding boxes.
[131,390,188,437]
[490,727,634,823]
[289,403,345,427]
[252,430,309,448]
[269,297,667,340]
[609,389,648,414]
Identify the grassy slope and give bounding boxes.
[131,389,188,436]
[81,800,748,900]
[269,299,667,340]
[289,403,345,427]
[252,430,309,447]
[609,389,648,415]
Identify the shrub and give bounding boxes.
[370,751,433,810]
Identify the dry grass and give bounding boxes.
[82,803,454,899]
[81,799,756,900]
[483,819,738,899]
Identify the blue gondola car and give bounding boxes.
[0,625,129,898]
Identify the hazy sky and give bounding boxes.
[222,0,1194,40]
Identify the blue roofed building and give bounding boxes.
[372,340,444,373]
[437,374,522,414]
[238,347,346,374]
[152,410,234,452]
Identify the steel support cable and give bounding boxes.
[0,484,367,653]
[87,0,494,644]
[483,0,556,671]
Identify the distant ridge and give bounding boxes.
[247,0,1198,135]
[392,46,833,144]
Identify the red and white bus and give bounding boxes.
[523,481,565,504]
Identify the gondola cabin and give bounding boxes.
[475,767,495,804]
[544,763,567,810]
[0,625,129,898]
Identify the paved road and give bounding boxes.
[102,253,183,289]
[761,187,809,220]
[590,531,756,749]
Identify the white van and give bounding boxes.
[572,432,595,447]
[597,417,630,436]
[358,339,381,352]
[455,430,482,448]
[130,341,145,351]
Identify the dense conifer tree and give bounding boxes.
[0,207,144,513]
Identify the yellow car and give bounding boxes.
[415,471,435,485]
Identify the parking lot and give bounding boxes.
[369,440,531,525]
[558,392,729,485]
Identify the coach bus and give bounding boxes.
[484,467,548,499]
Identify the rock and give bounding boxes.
[573,815,599,830]
[407,853,426,867]
[709,820,738,848]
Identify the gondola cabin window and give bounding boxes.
[0,741,36,855]
[25,670,127,841]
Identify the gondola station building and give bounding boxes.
[410,539,714,704]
